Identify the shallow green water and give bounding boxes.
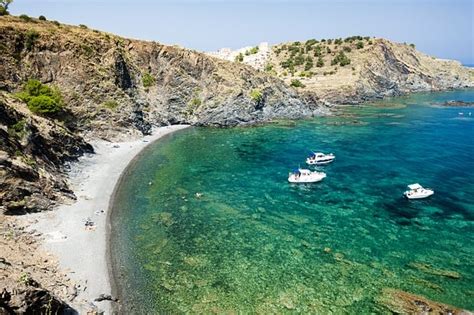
[111,90,474,313]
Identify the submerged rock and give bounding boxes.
[407,262,461,279]
[376,288,471,314]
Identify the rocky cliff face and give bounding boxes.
[0,16,319,140]
[0,92,93,214]
[250,38,474,104]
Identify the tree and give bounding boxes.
[0,0,13,13]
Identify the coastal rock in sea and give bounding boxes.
[375,288,471,314]
[439,100,474,107]
[407,262,461,279]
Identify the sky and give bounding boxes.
[10,0,474,64]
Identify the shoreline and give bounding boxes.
[23,125,190,314]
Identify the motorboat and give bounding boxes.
[404,183,434,199]
[288,168,326,183]
[306,152,335,165]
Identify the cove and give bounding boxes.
[110,90,474,313]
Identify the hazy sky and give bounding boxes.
[10,0,474,64]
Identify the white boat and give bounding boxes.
[404,183,434,199]
[306,152,336,165]
[288,168,326,183]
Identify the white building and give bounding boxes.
[206,42,271,71]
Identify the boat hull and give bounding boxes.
[306,158,335,165]
[288,173,326,183]
[404,190,434,199]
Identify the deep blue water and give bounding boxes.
[111,90,474,313]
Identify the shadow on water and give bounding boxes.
[378,194,473,226]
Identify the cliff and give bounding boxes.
[219,37,474,104]
[0,16,317,138]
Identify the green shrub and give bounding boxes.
[79,24,88,29]
[0,6,8,16]
[334,38,342,45]
[305,39,318,46]
[102,100,119,110]
[294,54,305,66]
[8,119,26,138]
[235,52,244,62]
[27,95,61,114]
[264,63,273,72]
[343,46,352,52]
[304,58,313,71]
[25,30,39,50]
[409,43,416,48]
[38,15,46,21]
[249,89,263,103]
[142,72,155,88]
[52,20,60,26]
[290,79,305,88]
[17,79,63,115]
[331,51,351,67]
[316,57,324,67]
[249,46,259,54]
[19,14,32,22]
[356,41,364,49]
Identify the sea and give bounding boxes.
[110,89,474,313]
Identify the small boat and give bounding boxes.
[288,168,326,183]
[306,152,335,165]
[404,183,434,199]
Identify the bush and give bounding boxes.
[304,58,313,71]
[25,30,39,50]
[334,38,342,45]
[0,6,8,16]
[79,24,88,29]
[19,14,32,22]
[52,20,60,26]
[235,52,244,62]
[38,15,46,21]
[249,89,263,103]
[356,41,364,49]
[409,43,416,48]
[331,51,351,66]
[102,100,119,110]
[264,63,273,72]
[249,46,259,54]
[142,72,155,88]
[316,57,324,67]
[17,79,63,115]
[28,95,61,114]
[343,46,352,52]
[290,79,305,88]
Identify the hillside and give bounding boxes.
[0,15,320,215]
[212,37,474,104]
[0,16,317,137]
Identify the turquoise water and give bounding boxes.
[111,90,474,313]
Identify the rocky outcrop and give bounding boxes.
[375,288,472,314]
[0,16,321,140]
[0,218,73,314]
[0,93,93,214]
[266,38,474,104]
